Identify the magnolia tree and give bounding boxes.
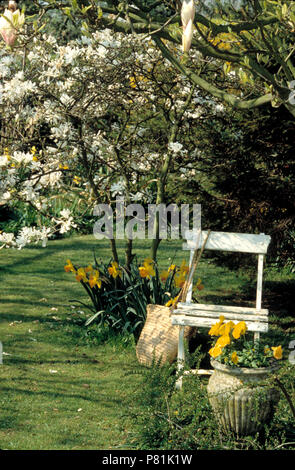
[0,2,229,262]
[0,3,79,249]
[60,0,295,119]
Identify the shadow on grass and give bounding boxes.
[0,385,115,405]
[0,238,112,272]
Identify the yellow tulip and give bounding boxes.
[85,264,93,273]
[194,278,204,291]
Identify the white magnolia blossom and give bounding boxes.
[0,232,16,248]
[181,0,195,52]
[0,6,25,46]
[110,180,126,197]
[168,142,184,153]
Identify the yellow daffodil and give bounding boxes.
[89,269,102,289]
[108,261,122,279]
[231,351,239,365]
[64,259,75,273]
[232,321,247,339]
[174,272,186,288]
[138,258,155,279]
[75,267,87,283]
[144,257,153,265]
[85,264,93,273]
[168,264,176,273]
[179,259,189,275]
[160,270,169,282]
[73,176,81,185]
[194,278,204,292]
[165,295,179,308]
[271,345,283,360]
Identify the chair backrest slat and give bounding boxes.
[184,230,271,254]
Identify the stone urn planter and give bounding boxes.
[207,359,280,436]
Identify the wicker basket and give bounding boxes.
[136,304,194,366]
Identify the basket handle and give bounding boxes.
[177,229,211,304]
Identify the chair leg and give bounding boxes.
[175,327,185,390]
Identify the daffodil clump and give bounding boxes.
[64,259,123,289]
[65,260,102,288]
[64,257,204,335]
[208,316,283,368]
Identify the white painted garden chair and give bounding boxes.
[171,230,271,388]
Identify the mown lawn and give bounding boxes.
[0,234,294,450]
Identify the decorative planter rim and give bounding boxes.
[210,359,280,377]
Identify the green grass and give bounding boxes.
[0,234,294,449]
